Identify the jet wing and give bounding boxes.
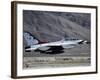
[62,44,75,49]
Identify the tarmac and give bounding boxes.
[23,44,91,69]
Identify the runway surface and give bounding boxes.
[23,44,90,69]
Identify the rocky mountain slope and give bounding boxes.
[23,10,90,45]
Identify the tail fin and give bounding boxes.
[23,32,39,46]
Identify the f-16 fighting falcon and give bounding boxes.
[24,32,90,54]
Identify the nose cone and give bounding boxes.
[78,40,90,44]
[85,41,91,44]
[78,40,84,44]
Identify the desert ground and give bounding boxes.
[23,44,90,69]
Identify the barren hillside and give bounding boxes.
[23,10,90,46]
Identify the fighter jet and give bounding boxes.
[24,32,90,53]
